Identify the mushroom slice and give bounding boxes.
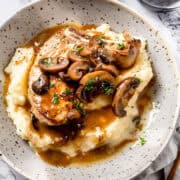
[100,48,116,64]
[95,63,119,77]
[39,57,69,73]
[67,50,88,62]
[80,71,115,85]
[67,61,89,81]
[112,77,140,117]
[114,39,141,69]
[78,44,92,57]
[32,74,49,95]
[89,35,102,51]
[76,71,115,102]
[67,109,81,120]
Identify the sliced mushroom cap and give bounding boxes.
[112,77,140,117]
[95,63,119,77]
[32,74,49,95]
[114,39,141,69]
[67,61,89,81]
[38,57,69,73]
[89,51,101,66]
[67,109,81,120]
[67,50,88,62]
[89,35,102,51]
[78,44,92,57]
[80,70,115,85]
[77,71,115,102]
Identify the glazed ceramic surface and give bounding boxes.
[0,0,179,179]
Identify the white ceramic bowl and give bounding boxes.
[0,0,179,179]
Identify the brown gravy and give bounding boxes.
[38,139,135,167]
[84,107,117,130]
[37,93,152,167]
[4,23,153,167]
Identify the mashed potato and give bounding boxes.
[4,24,153,164]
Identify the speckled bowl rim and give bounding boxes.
[0,0,179,179]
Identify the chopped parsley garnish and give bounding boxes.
[101,35,105,39]
[102,81,114,95]
[52,93,59,104]
[75,100,86,116]
[117,41,124,49]
[82,56,89,60]
[41,57,52,67]
[103,87,114,95]
[95,36,105,47]
[134,117,141,126]
[31,114,39,130]
[31,114,36,121]
[84,78,96,91]
[49,81,55,88]
[140,137,146,145]
[65,24,69,28]
[64,88,73,95]
[76,46,84,52]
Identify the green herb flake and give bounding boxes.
[49,81,55,88]
[31,114,39,130]
[75,100,86,116]
[31,114,36,121]
[101,35,105,39]
[41,57,52,67]
[95,36,100,41]
[76,46,84,52]
[117,41,124,49]
[103,87,114,95]
[102,81,114,95]
[84,78,96,91]
[52,93,59,104]
[140,137,146,145]
[64,88,73,95]
[135,117,141,126]
[82,56,89,60]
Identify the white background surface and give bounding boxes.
[0,0,179,179]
